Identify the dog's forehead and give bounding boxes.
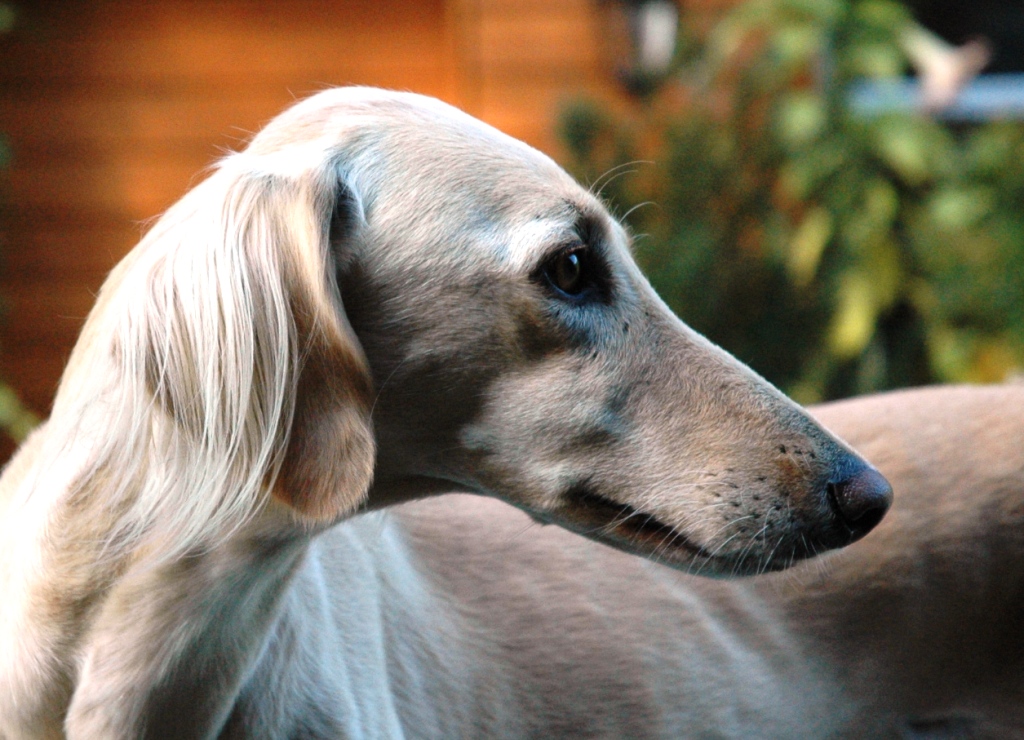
[250,88,622,270]
[255,88,572,184]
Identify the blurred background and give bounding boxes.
[0,0,1022,461]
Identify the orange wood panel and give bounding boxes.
[2,1,452,84]
[477,5,603,72]
[0,282,97,345]
[0,347,73,413]
[456,0,620,154]
[2,223,137,279]
[8,154,223,220]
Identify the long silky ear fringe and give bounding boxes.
[49,156,372,567]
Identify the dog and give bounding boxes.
[0,87,894,738]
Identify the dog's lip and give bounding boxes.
[555,488,824,573]
[559,488,714,560]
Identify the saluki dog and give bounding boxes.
[0,85,965,738]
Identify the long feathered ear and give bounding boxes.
[129,161,375,540]
[270,181,376,522]
[0,132,375,738]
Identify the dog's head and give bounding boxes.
[100,87,890,575]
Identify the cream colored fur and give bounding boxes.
[0,87,915,738]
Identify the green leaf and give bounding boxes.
[781,0,843,24]
[840,178,899,251]
[0,384,39,442]
[863,235,903,309]
[847,42,905,79]
[787,206,832,286]
[778,139,847,199]
[853,0,911,31]
[771,24,823,70]
[927,326,975,382]
[0,4,14,33]
[927,186,995,232]
[775,91,827,149]
[870,116,933,186]
[829,271,879,359]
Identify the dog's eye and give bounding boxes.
[544,249,590,298]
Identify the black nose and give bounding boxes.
[827,466,893,540]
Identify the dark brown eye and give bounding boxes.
[547,250,586,296]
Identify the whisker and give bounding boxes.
[588,160,652,195]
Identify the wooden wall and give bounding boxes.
[0,0,623,424]
[453,0,621,146]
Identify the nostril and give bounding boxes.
[826,467,893,538]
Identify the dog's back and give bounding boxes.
[249,383,1023,738]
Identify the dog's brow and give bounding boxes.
[505,216,582,273]
[572,210,603,246]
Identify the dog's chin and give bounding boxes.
[547,489,820,577]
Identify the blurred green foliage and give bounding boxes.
[560,0,1024,402]
[0,2,38,441]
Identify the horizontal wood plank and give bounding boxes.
[13,0,447,39]
[2,224,137,279]
[0,348,70,413]
[5,155,223,219]
[0,43,448,90]
[477,8,602,70]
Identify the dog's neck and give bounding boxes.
[66,518,309,736]
[0,430,314,738]
[362,473,469,511]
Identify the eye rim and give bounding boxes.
[539,244,601,302]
